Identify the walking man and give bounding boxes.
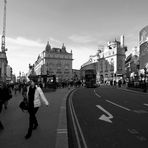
[25,79,49,139]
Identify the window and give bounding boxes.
[110,58,114,71]
[105,61,108,72]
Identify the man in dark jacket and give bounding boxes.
[0,82,4,129]
[3,83,12,109]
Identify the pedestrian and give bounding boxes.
[0,82,4,130]
[3,83,12,110]
[14,84,17,95]
[22,82,27,100]
[25,79,49,139]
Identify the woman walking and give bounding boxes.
[25,79,49,139]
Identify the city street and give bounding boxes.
[0,1,148,148]
[0,88,69,148]
[67,86,148,148]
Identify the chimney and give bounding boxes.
[120,35,124,47]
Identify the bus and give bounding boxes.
[84,69,96,88]
[28,74,57,89]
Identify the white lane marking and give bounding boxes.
[69,90,88,148]
[133,110,148,114]
[57,129,67,134]
[69,91,81,148]
[106,100,131,111]
[128,129,139,134]
[94,89,101,98]
[96,105,113,123]
[128,129,147,142]
[144,103,148,107]
[136,135,147,142]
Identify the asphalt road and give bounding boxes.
[0,88,68,148]
[67,86,148,148]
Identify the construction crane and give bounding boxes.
[1,0,7,52]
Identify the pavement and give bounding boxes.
[100,84,148,94]
[117,85,148,95]
[0,87,72,148]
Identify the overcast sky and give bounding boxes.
[0,0,148,76]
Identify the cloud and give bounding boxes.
[69,34,97,43]
[4,36,45,76]
[6,36,45,47]
[49,37,62,45]
[6,36,97,75]
[67,45,97,69]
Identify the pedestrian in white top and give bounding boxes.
[25,79,49,139]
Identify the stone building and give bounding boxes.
[6,65,12,83]
[33,41,73,82]
[0,51,7,82]
[125,52,139,80]
[97,36,127,83]
[139,25,148,72]
[80,35,127,83]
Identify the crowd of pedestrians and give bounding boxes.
[103,79,126,88]
[0,78,49,140]
[0,77,83,140]
[0,82,12,130]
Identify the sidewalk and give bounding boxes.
[0,88,71,148]
[118,85,148,94]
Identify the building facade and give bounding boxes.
[97,36,127,83]
[0,51,7,82]
[125,53,139,80]
[33,42,73,82]
[80,35,127,83]
[6,65,12,83]
[139,25,148,70]
[72,69,80,81]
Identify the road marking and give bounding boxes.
[128,129,139,134]
[128,129,147,142]
[57,129,67,134]
[96,105,113,123]
[144,103,148,107]
[69,90,88,148]
[94,89,101,98]
[136,135,147,142]
[133,110,148,114]
[106,100,131,111]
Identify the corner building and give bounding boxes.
[139,25,148,70]
[97,36,127,83]
[0,51,7,82]
[33,42,73,82]
[80,36,127,83]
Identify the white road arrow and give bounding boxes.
[144,103,148,107]
[96,105,113,123]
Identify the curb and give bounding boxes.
[55,88,75,148]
